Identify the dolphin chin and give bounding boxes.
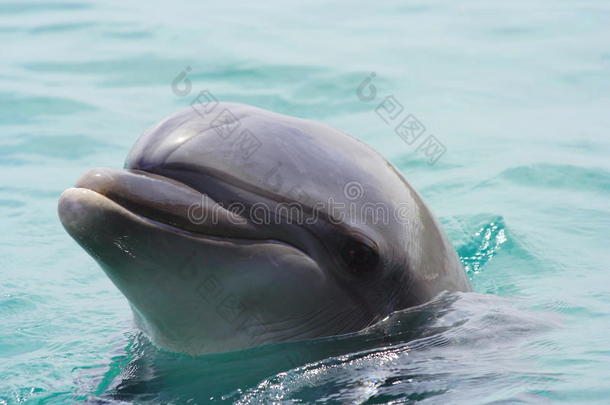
[59,102,471,355]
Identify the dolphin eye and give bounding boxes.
[340,238,379,274]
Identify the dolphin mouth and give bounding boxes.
[60,167,263,241]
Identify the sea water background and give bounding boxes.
[1,0,610,403]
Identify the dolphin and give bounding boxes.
[58,102,471,355]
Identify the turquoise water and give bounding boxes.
[1,0,610,403]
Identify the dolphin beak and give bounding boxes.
[59,168,259,240]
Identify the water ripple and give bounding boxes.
[499,164,610,195]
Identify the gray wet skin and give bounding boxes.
[58,102,471,355]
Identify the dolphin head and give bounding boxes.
[58,102,469,354]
